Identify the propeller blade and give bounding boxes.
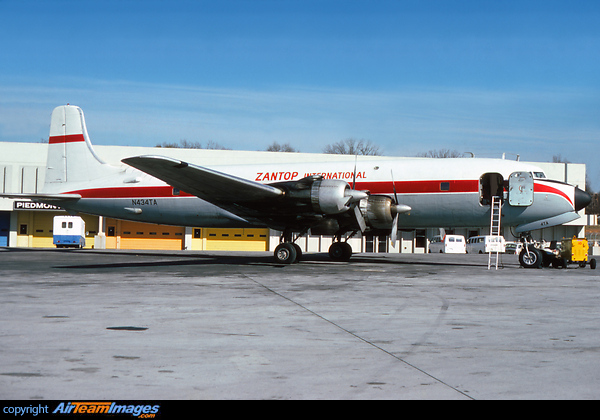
[390,169,398,204]
[352,155,358,189]
[354,205,367,232]
[390,214,399,248]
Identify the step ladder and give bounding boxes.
[488,196,502,270]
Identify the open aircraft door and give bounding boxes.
[508,171,534,207]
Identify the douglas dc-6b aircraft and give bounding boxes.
[3,105,592,267]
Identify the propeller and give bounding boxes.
[352,154,358,189]
[390,169,399,248]
[350,154,367,232]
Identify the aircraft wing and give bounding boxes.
[122,155,284,205]
[123,155,369,231]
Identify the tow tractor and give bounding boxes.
[519,236,596,269]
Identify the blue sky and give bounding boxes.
[1,0,599,189]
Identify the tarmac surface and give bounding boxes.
[1,247,599,400]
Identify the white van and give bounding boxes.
[466,235,505,254]
[428,235,466,254]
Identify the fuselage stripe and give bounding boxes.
[49,134,86,144]
[534,183,573,207]
[64,180,573,209]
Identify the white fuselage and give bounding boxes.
[49,157,578,232]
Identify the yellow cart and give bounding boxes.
[560,237,597,269]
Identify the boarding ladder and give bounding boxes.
[488,196,502,270]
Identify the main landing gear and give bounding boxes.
[328,241,353,262]
[274,242,302,264]
[273,229,354,264]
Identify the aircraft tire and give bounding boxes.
[519,248,542,269]
[292,243,302,263]
[590,259,597,270]
[329,242,352,262]
[274,243,297,264]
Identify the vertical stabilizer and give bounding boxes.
[45,105,108,187]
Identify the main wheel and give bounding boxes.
[519,248,542,269]
[274,243,297,264]
[292,243,302,262]
[328,242,352,262]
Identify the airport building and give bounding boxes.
[0,141,590,253]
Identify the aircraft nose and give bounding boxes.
[574,187,592,211]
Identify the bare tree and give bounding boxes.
[416,149,463,158]
[552,154,571,163]
[323,138,382,156]
[265,141,299,153]
[155,139,230,150]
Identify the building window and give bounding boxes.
[193,228,202,238]
[19,224,27,235]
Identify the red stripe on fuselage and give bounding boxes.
[534,183,573,207]
[66,180,480,199]
[49,134,85,144]
[66,186,194,198]
[354,180,480,194]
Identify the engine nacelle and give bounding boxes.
[363,195,394,229]
[361,195,411,230]
[310,179,354,215]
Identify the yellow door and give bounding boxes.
[119,221,184,250]
[204,228,269,251]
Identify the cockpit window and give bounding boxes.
[533,171,546,179]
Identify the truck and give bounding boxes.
[53,216,86,248]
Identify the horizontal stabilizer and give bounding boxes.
[0,193,81,200]
[515,212,580,233]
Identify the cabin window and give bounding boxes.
[440,182,450,191]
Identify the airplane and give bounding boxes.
[2,105,592,267]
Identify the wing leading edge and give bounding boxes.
[122,155,284,204]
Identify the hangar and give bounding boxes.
[0,141,590,253]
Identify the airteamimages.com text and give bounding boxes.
[2,402,162,418]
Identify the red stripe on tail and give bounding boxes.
[49,134,85,144]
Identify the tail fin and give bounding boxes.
[44,105,108,190]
